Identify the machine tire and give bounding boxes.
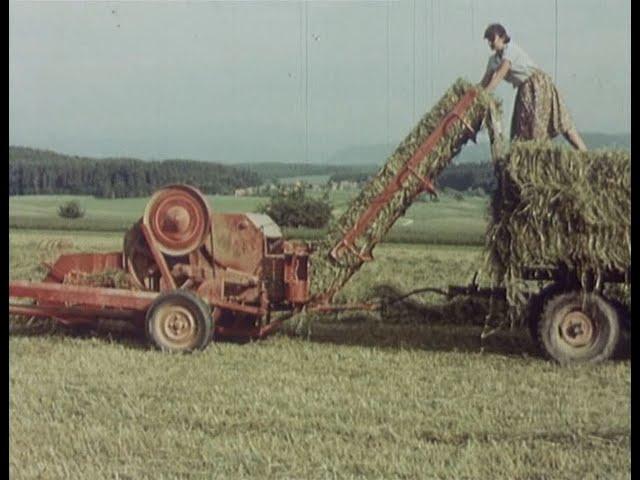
[145,290,212,353]
[608,298,630,333]
[537,291,620,365]
[525,283,564,346]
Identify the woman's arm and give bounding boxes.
[482,59,511,92]
[479,68,493,88]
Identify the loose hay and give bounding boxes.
[63,269,134,290]
[484,140,631,324]
[309,78,501,302]
[37,238,76,251]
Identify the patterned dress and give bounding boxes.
[510,68,576,141]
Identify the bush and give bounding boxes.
[57,200,85,219]
[258,183,332,228]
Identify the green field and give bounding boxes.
[9,192,489,245]
[9,229,631,479]
[9,194,267,232]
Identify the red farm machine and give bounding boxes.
[8,84,630,364]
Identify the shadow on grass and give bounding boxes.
[282,319,541,359]
[9,316,148,349]
[280,285,631,362]
[273,284,537,358]
[9,283,630,361]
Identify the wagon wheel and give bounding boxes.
[536,291,620,365]
[145,290,212,353]
[525,282,564,346]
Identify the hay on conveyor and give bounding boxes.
[309,78,501,303]
[484,140,631,316]
[63,269,134,290]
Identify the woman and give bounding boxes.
[479,23,587,151]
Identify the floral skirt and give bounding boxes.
[510,69,575,141]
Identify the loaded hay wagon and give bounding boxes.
[482,140,631,365]
[9,79,631,365]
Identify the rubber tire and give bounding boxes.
[145,290,212,353]
[608,298,630,333]
[537,291,620,365]
[608,298,630,359]
[526,283,564,346]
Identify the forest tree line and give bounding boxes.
[9,146,261,197]
[10,145,496,198]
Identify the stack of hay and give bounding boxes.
[485,140,631,314]
[309,78,501,302]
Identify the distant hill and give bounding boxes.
[236,161,378,181]
[9,146,260,197]
[325,140,494,166]
[326,132,630,166]
[579,132,630,150]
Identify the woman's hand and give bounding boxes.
[483,59,511,92]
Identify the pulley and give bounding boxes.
[142,184,211,257]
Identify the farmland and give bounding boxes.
[9,191,488,245]
[9,219,631,479]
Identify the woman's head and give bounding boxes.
[484,23,510,52]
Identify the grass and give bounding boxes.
[9,335,630,479]
[9,192,489,245]
[9,229,631,479]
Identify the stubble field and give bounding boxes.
[9,227,631,479]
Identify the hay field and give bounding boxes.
[9,229,630,479]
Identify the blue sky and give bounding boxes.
[9,0,630,163]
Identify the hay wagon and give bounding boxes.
[449,137,631,365]
[448,262,630,365]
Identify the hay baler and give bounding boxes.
[9,85,485,353]
[10,183,319,349]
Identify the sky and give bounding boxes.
[9,0,631,163]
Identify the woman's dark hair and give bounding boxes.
[484,23,511,43]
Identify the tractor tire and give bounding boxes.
[537,291,620,365]
[608,298,631,333]
[145,290,212,353]
[525,283,564,346]
[607,297,630,359]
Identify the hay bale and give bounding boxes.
[485,140,631,316]
[309,78,501,302]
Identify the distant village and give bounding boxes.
[234,179,363,197]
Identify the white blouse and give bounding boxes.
[486,41,538,88]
